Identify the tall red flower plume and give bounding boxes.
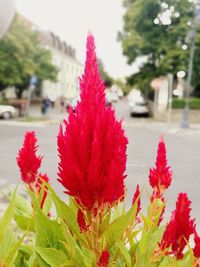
[149,137,172,196]
[132,184,141,216]
[35,173,49,209]
[97,250,110,267]
[57,34,128,210]
[159,193,195,259]
[17,131,42,184]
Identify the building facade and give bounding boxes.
[2,15,83,102]
[40,31,83,101]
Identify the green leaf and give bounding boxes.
[61,223,95,266]
[110,202,125,223]
[140,213,153,230]
[36,183,52,216]
[0,229,17,260]
[36,247,71,267]
[30,191,65,251]
[34,207,65,250]
[101,201,137,248]
[36,254,50,267]
[46,184,83,241]
[69,196,78,213]
[41,194,52,216]
[5,232,26,266]
[100,211,111,235]
[27,252,37,267]
[0,189,16,240]
[14,213,34,232]
[15,193,32,216]
[61,223,77,260]
[14,250,29,267]
[178,251,194,267]
[116,240,132,267]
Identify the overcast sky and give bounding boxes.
[16,0,140,79]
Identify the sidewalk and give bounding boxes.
[26,104,67,123]
[0,104,68,127]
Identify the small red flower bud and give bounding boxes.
[17,131,42,184]
[149,137,172,195]
[77,209,88,232]
[35,173,49,209]
[159,193,195,259]
[132,184,141,216]
[98,250,110,267]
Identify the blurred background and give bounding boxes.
[0,0,200,226]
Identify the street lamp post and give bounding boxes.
[0,0,15,39]
[181,29,196,128]
[181,2,200,128]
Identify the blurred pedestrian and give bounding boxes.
[49,95,56,108]
[41,97,50,116]
[60,96,65,112]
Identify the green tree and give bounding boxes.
[98,59,113,87]
[114,78,130,95]
[118,0,199,94]
[0,14,58,98]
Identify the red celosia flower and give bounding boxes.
[17,131,42,184]
[194,230,200,258]
[132,184,141,216]
[98,250,110,267]
[77,208,88,232]
[149,137,172,196]
[35,173,49,209]
[159,193,195,259]
[57,35,128,210]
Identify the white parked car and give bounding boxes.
[129,100,150,117]
[106,91,118,103]
[0,105,16,119]
[117,89,124,98]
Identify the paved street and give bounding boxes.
[1,99,200,226]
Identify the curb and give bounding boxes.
[0,119,62,127]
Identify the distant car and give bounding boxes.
[106,91,118,103]
[0,105,16,119]
[110,92,118,102]
[117,89,124,98]
[129,101,149,117]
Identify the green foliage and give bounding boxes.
[172,97,200,109]
[0,14,58,98]
[119,0,200,94]
[0,189,16,240]
[172,98,185,109]
[36,247,69,267]
[0,180,197,266]
[101,202,137,249]
[98,59,113,87]
[114,79,131,95]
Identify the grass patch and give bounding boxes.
[172,98,200,109]
[17,116,49,122]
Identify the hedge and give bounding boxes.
[172,98,200,109]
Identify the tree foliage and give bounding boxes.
[119,0,200,94]
[0,14,58,98]
[98,59,113,87]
